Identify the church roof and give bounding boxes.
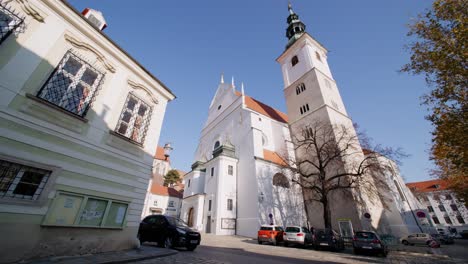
[154,146,170,161]
[263,149,287,166]
[151,183,183,198]
[406,179,449,193]
[235,91,289,123]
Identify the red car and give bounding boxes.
[257,225,284,246]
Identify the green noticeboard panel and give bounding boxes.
[79,198,107,226]
[104,202,128,227]
[43,193,84,225]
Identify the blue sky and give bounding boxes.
[69,0,435,183]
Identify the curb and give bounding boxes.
[97,250,178,264]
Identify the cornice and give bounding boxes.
[15,0,46,22]
[127,79,159,104]
[64,33,116,73]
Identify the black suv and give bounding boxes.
[138,215,201,251]
[312,228,345,251]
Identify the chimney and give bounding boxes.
[82,8,107,31]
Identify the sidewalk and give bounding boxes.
[20,244,177,264]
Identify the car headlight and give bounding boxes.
[176,228,187,234]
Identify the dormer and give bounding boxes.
[82,8,107,31]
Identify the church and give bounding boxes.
[180,4,427,239]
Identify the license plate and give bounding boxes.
[190,240,198,244]
[320,243,328,246]
[262,235,268,237]
[288,238,296,241]
[362,246,372,249]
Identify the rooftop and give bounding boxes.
[150,184,183,198]
[235,91,288,123]
[406,179,449,193]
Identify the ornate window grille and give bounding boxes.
[37,51,104,117]
[0,159,51,200]
[115,93,152,144]
[0,3,23,44]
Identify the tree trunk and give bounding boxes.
[323,198,332,229]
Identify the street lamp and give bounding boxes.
[163,143,173,160]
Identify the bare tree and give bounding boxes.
[281,122,405,228]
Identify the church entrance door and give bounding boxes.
[206,216,211,233]
[187,207,194,227]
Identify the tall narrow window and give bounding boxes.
[450,204,458,211]
[115,93,152,144]
[438,205,446,212]
[427,206,434,212]
[315,51,322,61]
[227,199,233,211]
[300,107,303,115]
[445,194,453,200]
[0,3,23,44]
[457,215,465,224]
[38,51,104,117]
[0,159,51,200]
[188,179,191,188]
[444,216,452,224]
[306,104,309,111]
[432,216,440,224]
[291,55,299,66]
[208,200,212,211]
[228,165,233,176]
[211,167,214,177]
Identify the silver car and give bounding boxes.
[401,233,436,246]
[283,226,312,248]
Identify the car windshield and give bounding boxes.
[260,226,273,231]
[355,232,376,239]
[286,227,300,232]
[166,216,189,228]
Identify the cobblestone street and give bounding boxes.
[135,235,467,264]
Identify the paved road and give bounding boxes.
[136,235,465,264]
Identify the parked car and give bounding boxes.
[352,231,388,257]
[400,233,439,247]
[312,228,345,251]
[283,226,312,248]
[138,215,201,251]
[431,233,454,245]
[257,225,284,246]
[460,230,468,239]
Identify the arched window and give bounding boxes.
[315,51,322,61]
[214,141,220,150]
[291,56,299,67]
[273,173,290,188]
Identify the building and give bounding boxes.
[180,77,306,236]
[0,1,175,262]
[143,184,183,217]
[180,4,427,239]
[407,179,468,234]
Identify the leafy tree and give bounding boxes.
[401,0,467,204]
[280,123,404,228]
[163,169,180,187]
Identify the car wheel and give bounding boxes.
[353,248,359,255]
[163,236,173,249]
[137,233,145,245]
[381,250,388,257]
[402,240,409,245]
[257,240,262,245]
[273,239,278,246]
[187,245,197,251]
[284,242,289,247]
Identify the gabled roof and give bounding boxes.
[263,149,287,166]
[235,91,288,123]
[154,146,169,161]
[406,179,449,193]
[151,184,183,198]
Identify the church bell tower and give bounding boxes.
[277,3,377,231]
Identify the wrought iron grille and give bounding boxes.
[0,159,51,200]
[115,93,152,144]
[37,51,104,117]
[0,3,23,44]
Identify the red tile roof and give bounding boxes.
[406,179,449,193]
[154,146,170,161]
[263,149,287,166]
[235,91,288,123]
[151,183,183,198]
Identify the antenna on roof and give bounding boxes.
[231,76,235,88]
[241,82,245,95]
[220,72,224,84]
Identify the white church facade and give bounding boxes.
[180,4,427,239]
